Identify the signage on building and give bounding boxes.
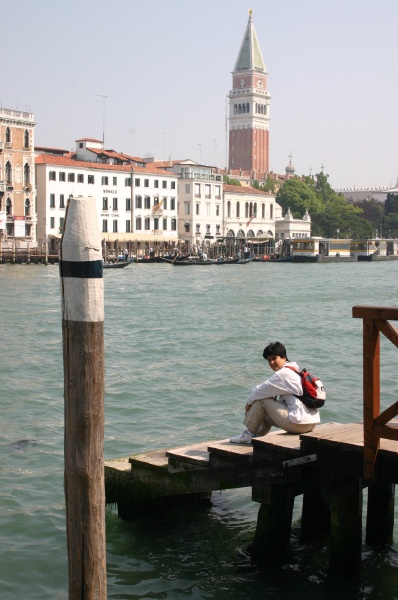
[14,216,26,237]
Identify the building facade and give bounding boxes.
[0,107,36,247]
[223,184,278,240]
[275,207,312,243]
[35,139,178,253]
[228,10,270,176]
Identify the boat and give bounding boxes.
[171,258,216,266]
[102,260,132,269]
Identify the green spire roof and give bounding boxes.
[234,12,266,72]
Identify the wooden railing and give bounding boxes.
[353,306,398,478]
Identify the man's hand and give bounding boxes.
[245,403,252,414]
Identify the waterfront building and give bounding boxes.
[336,179,398,203]
[275,207,312,244]
[223,184,278,241]
[35,138,178,254]
[228,9,270,176]
[0,107,36,247]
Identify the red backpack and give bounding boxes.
[285,366,326,409]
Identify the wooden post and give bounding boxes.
[60,196,107,599]
[366,482,395,545]
[328,477,362,580]
[301,488,330,539]
[251,482,294,564]
[363,316,380,479]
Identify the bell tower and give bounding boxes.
[228,9,270,175]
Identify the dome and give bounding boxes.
[285,162,295,174]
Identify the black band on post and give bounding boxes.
[59,260,103,279]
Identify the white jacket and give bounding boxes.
[246,361,320,424]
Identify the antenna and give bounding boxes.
[96,95,108,147]
[213,140,218,166]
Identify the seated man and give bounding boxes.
[230,342,320,444]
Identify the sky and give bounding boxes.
[3,0,398,190]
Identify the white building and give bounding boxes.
[35,139,178,254]
[223,184,278,240]
[275,207,311,242]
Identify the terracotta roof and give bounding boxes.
[34,153,175,176]
[223,184,273,196]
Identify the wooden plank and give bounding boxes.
[300,423,362,442]
[207,439,254,462]
[252,430,301,455]
[166,441,211,466]
[378,320,398,349]
[352,306,398,321]
[373,424,398,442]
[104,457,132,473]
[374,403,398,426]
[129,449,169,469]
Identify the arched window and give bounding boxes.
[270,204,273,219]
[6,198,12,215]
[247,229,255,238]
[24,130,29,148]
[245,202,249,218]
[234,105,237,115]
[227,200,231,218]
[5,127,11,143]
[246,103,249,113]
[136,217,142,230]
[262,203,265,219]
[5,162,12,184]
[25,199,30,216]
[227,229,235,238]
[24,163,30,186]
[236,201,240,218]
[237,229,245,238]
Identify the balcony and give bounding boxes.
[24,184,33,191]
[6,182,13,190]
[5,142,12,149]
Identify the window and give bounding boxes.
[5,162,12,184]
[144,179,149,187]
[125,198,131,211]
[113,220,118,233]
[215,185,221,199]
[102,176,109,185]
[163,198,167,210]
[49,171,56,181]
[227,201,231,218]
[135,178,140,186]
[50,217,55,229]
[206,204,210,216]
[206,224,211,234]
[162,180,167,189]
[59,172,66,182]
[205,184,211,199]
[171,218,176,231]
[196,224,200,234]
[135,195,142,209]
[171,181,176,190]
[24,130,29,148]
[68,173,75,182]
[113,197,118,210]
[184,203,190,215]
[78,174,84,183]
[236,202,240,218]
[103,197,108,210]
[60,194,65,208]
[125,177,131,186]
[102,220,108,232]
[184,223,190,232]
[113,177,117,185]
[88,175,94,184]
[216,204,220,216]
[5,127,11,143]
[170,198,176,210]
[216,224,220,234]
[79,142,83,148]
[59,217,65,232]
[136,217,142,230]
[154,180,159,188]
[270,204,273,219]
[185,184,190,193]
[144,196,150,209]
[6,198,12,215]
[262,204,265,219]
[144,217,150,230]
[24,199,30,216]
[163,218,167,230]
[50,194,55,208]
[195,183,201,198]
[24,164,30,186]
[126,220,131,232]
[196,204,200,215]
[154,217,159,230]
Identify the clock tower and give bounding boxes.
[228,10,270,175]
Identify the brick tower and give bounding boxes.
[228,9,270,176]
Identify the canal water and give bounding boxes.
[1,260,398,599]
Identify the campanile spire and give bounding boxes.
[228,10,270,175]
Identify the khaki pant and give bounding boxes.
[244,397,316,436]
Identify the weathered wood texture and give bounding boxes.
[353,306,398,478]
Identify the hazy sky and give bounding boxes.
[3,0,398,189]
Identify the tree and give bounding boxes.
[384,193,398,215]
[276,178,323,217]
[223,175,241,186]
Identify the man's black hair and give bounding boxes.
[263,342,287,360]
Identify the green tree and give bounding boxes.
[384,193,398,215]
[276,178,323,217]
[223,175,241,186]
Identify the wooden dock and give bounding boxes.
[105,421,398,578]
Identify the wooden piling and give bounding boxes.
[60,196,106,599]
[366,481,395,545]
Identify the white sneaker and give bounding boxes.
[229,429,254,444]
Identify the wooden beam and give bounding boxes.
[363,317,380,479]
[376,320,398,348]
[353,306,398,321]
[374,402,398,427]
